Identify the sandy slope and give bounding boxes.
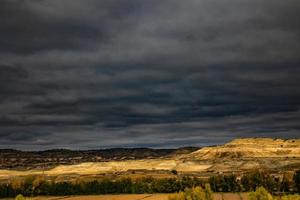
[0,159,211,178]
[0,138,299,178]
[189,138,300,160]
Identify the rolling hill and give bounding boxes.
[0,138,299,179]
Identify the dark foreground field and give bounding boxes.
[2,193,249,200]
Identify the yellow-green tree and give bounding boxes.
[204,184,213,200]
[15,194,25,200]
[280,194,300,200]
[249,187,273,200]
[168,185,213,200]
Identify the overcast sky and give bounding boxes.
[0,0,300,150]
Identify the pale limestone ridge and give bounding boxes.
[227,138,300,146]
[189,138,300,160]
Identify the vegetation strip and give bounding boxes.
[1,170,299,199]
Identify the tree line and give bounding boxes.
[0,170,299,198]
[0,176,202,198]
[209,170,300,194]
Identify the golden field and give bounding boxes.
[1,193,249,200]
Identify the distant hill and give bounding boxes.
[182,138,300,172]
[187,138,300,159]
[0,147,199,170]
[0,138,299,178]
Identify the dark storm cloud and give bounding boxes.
[0,0,299,150]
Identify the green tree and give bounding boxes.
[23,176,35,196]
[204,184,213,200]
[209,174,239,192]
[208,176,217,192]
[280,175,292,192]
[293,170,300,192]
[241,170,275,191]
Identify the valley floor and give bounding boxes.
[2,193,249,200]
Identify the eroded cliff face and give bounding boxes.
[183,138,300,172]
[0,147,198,170]
[0,138,299,178]
[188,138,300,160]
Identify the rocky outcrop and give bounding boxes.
[184,138,300,172]
[0,138,299,177]
[188,138,300,160]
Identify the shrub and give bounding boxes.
[15,194,25,200]
[249,187,273,200]
[280,194,300,200]
[168,185,213,200]
[168,191,185,200]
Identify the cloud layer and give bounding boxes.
[0,0,300,150]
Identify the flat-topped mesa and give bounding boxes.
[188,138,300,160]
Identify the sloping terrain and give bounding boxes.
[0,138,299,179]
[183,138,300,172]
[188,138,300,159]
[0,147,198,170]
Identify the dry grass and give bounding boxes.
[0,159,211,179]
[189,138,300,160]
[0,138,299,180]
[2,193,249,200]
